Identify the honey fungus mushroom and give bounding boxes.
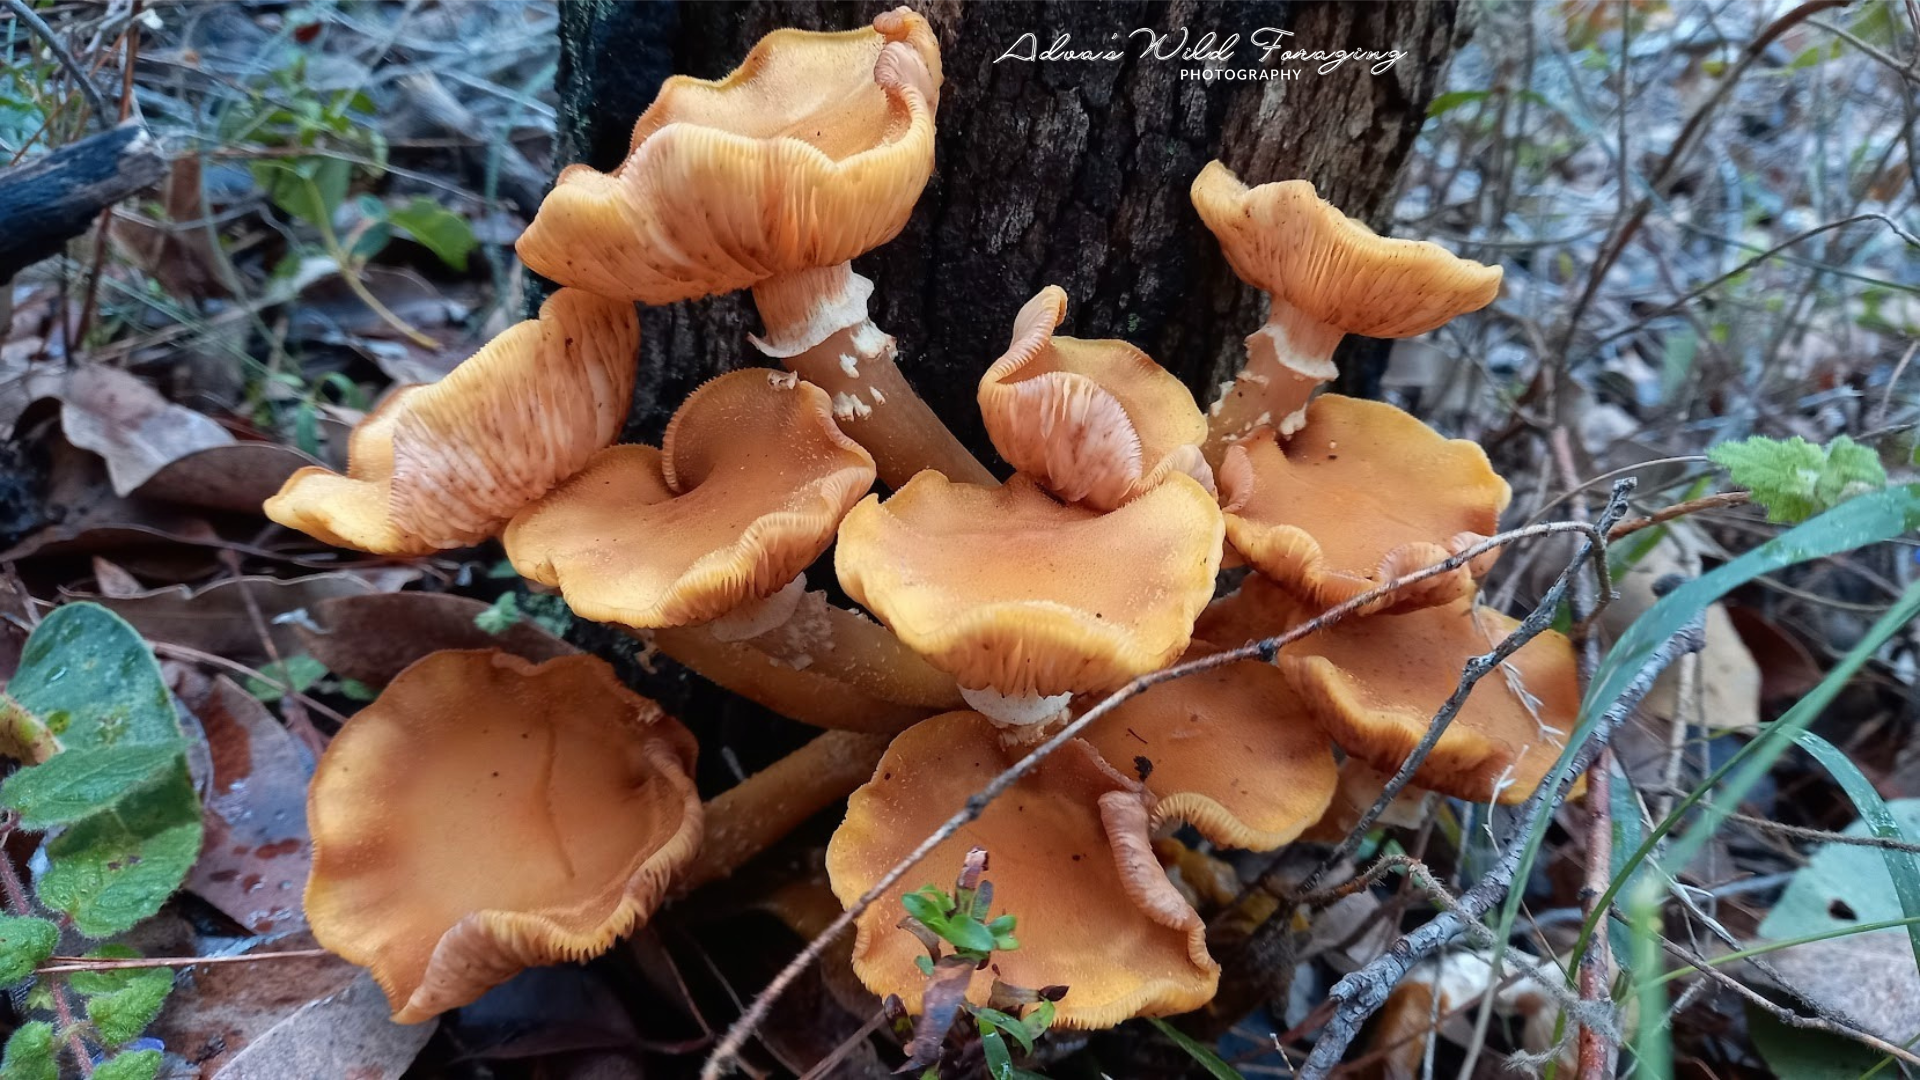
[1279,597,1581,804]
[826,712,1217,1027]
[1217,394,1512,614]
[504,368,962,732]
[1190,163,1502,451]
[978,286,1213,511]
[514,9,988,489]
[305,650,701,1022]
[835,471,1224,730]
[263,289,639,554]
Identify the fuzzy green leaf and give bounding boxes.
[0,1023,55,1080]
[474,593,520,635]
[85,966,173,1045]
[244,655,327,702]
[89,1050,161,1080]
[0,917,58,986]
[37,773,204,938]
[0,742,187,828]
[1708,435,1888,523]
[387,197,476,271]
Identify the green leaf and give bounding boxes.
[0,1022,56,1080]
[37,771,204,938]
[89,1051,161,1080]
[942,917,997,957]
[335,678,378,702]
[1708,435,1888,523]
[0,741,188,828]
[1426,89,1490,117]
[6,604,181,751]
[1146,1018,1244,1080]
[387,197,476,271]
[0,916,57,986]
[85,965,173,1044]
[245,655,328,702]
[1787,736,1920,974]
[1745,1003,1884,1080]
[251,157,350,228]
[474,593,521,635]
[976,1024,1048,1080]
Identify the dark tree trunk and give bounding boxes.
[548,0,1468,449]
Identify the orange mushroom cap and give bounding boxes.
[978,286,1212,510]
[1190,163,1502,341]
[515,9,940,303]
[264,289,639,554]
[1078,649,1338,850]
[1279,598,1580,804]
[1218,395,1511,614]
[305,650,701,1022]
[504,369,876,629]
[826,711,1217,1027]
[834,472,1224,700]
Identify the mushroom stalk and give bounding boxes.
[642,589,964,733]
[752,262,993,488]
[676,729,891,895]
[1205,296,1344,460]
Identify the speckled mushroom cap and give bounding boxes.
[305,650,701,1022]
[1078,647,1338,850]
[1218,395,1511,614]
[504,369,875,629]
[978,286,1212,510]
[514,8,941,303]
[826,711,1217,1027]
[1280,597,1580,804]
[835,472,1225,698]
[1189,163,1502,339]
[263,290,638,554]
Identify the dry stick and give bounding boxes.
[1651,929,1920,1068]
[1294,613,1708,1079]
[1607,491,1753,542]
[697,516,1610,1080]
[148,641,350,728]
[35,948,332,975]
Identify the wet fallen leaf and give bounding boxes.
[83,570,417,663]
[211,970,434,1080]
[296,592,575,685]
[49,366,234,495]
[146,930,370,1076]
[172,671,313,934]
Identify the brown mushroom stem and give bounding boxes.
[1205,297,1345,462]
[676,729,892,896]
[642,589,964,733]
[752,262,993,488]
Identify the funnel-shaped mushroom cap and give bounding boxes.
[1190,163,1502,338]
[515,9,941,303]
[836,472,1224,697]
[505,370,875,629]
[264,290,639,554]
[1218,395,1511,613]
[978,286,1212,510]
[1079,649,1338,850]
[1279,598,1579,804]
[306,650,701,1022]
[827,712,1217,1027]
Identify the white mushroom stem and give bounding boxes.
[960,685,1072,732]
[675,729,892,896]
[751,261,994,489]
[1204,296,1345,462]
[643,587,964,733]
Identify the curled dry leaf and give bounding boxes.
[294,591,577,687]
[86,570,418,662]
[46,364,233,495]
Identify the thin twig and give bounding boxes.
[1607,490,1753,541]
[218,551,328,753]
[35,948,333,975]
[1,0,114,129]
[1294,614,1709,1078]
[148,641,350,728]
[697,517,1609,1080]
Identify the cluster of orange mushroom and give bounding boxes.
[267,7,1581,1043]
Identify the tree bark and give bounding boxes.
[547,0,1469,447]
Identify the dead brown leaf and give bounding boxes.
[172,670,314,934]
[297,591,575,685]
[81,570,416,662]
[136,441,322,515]
[212,970,435,1080]
[1765,931,1920,1043]
[50,365,234,495]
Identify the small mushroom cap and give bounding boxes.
[264,290,639,554]
[1279,598,1580,804]
[826,711,1217,1027]
[835,472,1225,697]
[1218,395,1511,614]
[306,650,701,1022]
[978,286,1211,510]
[1079,649,1338,850]
[505,369,875,629]
[515,9,940,303]
[1190,162,1502,338]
